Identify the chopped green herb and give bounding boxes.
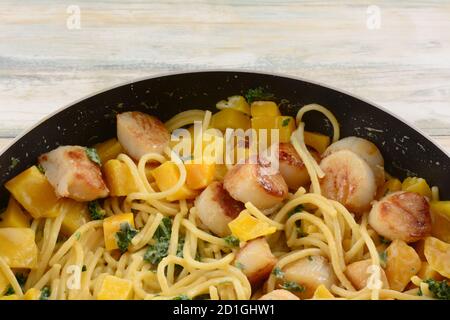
[235,262,245,270]
[154,217,172,240]
[177,237,185,258]
[88,200,106,220]
[85,147,101,166]
[288,205,305,217]
[40,287,51,300]
[281,118,291,127]
[82,265,87,272]
[424,279,450,300]
[296,227,307,238]
[308,255,313,261]
[15,273,27,291]
[417,287,423,296]
[74,232,81,240]
[9,157,20,170]
[244,87,275,104]
[144,237,169,264]
[379,236,391,245]
[144,217,184,265]
[116,222,138,253]
[223,235,240,247]
[272,267,284,279]
[173,294,191,300]
[5,285,15,296]
[36,164,45,174]
[280,281,305,292]
[379,251,387,268]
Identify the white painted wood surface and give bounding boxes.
[0,0,449,152]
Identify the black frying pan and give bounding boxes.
[0,71,449,207]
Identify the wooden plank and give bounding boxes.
[0,1,449,137]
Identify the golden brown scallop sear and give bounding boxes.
[223,158,288,210]
[278,143,320,191]
[368,191,432,243]
[195,181,244,237]
[323,136,385,188]
[116,111,170,161]
[234,237,277,287]
[319,150,377,215]
[281,255,336,299]
[38,146,109,201]
[258,289,300,300]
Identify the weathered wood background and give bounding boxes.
[0,0,449,152]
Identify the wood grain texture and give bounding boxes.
[0,1,449,152]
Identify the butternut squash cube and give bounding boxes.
[0,197,30,228]
[251,116,296,144]
[60,199,90,236]
[417,261,444,281]
[94,138,124,164]
[185,163,216,190]
[103,213,135,251]
[151,161,198,201]
[424,236,450,278]
[430,201,450,243]
[5,166,61,219]
[250,101,281,117]
[384,240,421,291]
[97,275,133,300]
[216,95,251,115]
[251,116,277,132]
[312,284,335,299]
[345,259,389,290]
[0,228,38,268]
[24,288,41,300]
[402,177,432,199]
[377,178,402,199]
[210,109,251,131]
[303,131,330,154]
[276,116,296,143]
[103,159,139,197]
[228,210,276,242]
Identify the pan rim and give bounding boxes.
[1,69,448,159]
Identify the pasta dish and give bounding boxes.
[0,89,449,300]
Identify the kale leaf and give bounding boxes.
[244,87,275,104]
[85,147,101,166]
[115,222,138,253]
[223,235,240,247]
[425,279,450,300]
[88,200,106,220]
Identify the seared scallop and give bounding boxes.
[224,159,288,210]
[117,111,170,161]
[320,150,377,215]
[234,237,277,286]
[323,136,385,187]
[282,255,336,299]
[259,289,299,300]
[195,181,244,237]
[278,143,320,191]
[368,191,431,243]
[345,259,389,290]
[39,146,109,201]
